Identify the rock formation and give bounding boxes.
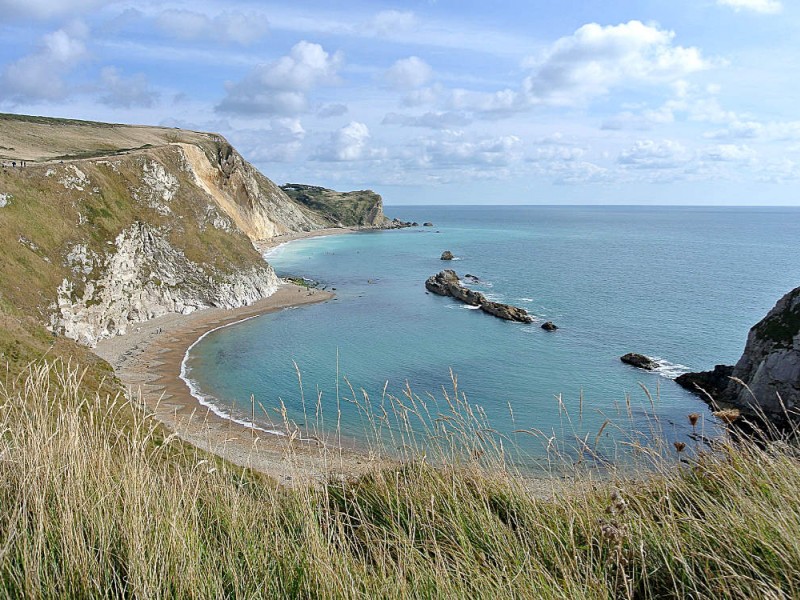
[541,321,558,332]
[423,222,433,227]
[425,270,533,324]
[440,251,454,260]
[0,114,410,347]
[620,353,658,370]
[677,285,800,423]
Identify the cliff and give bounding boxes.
[280,184,390,228]
[677,285,800,423]
[0,114,393,348]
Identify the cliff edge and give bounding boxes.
[677,285,800,423]
[0,114,395,348]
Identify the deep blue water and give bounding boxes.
[183,206,800,467]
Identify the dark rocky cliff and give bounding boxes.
[677,285,800,423]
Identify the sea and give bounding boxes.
[182,206,800,471]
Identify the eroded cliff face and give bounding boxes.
[280,184,391,228]
[0,115,403,348]
[677,285,800,422]
[729,286,800,416]
[179,143,326,239]
[51,222,278,347]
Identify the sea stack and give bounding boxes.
[440,250,454,260]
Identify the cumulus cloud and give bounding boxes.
[155,9,270,45]
[617,139,690,169]
[99,67,158,108]
[419,133,522,167]
[0,0,103,20]
[717,0,782,14]
[385,56,433,89]
[217,41,343,115]
[442,21,712,118]
[0,22,88,102]
[522,21,711,106]
[313,122,372,161]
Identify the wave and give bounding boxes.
[650,357,692,379]
[518,297,534,303]
[262,241,291,260]
[180,315,287,437]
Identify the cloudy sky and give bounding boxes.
[1,0,798,205]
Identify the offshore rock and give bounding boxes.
[541,321,558,331]
[423,222,434,227]
[424,270,533,324]
[440,250,455,260]
[620,353,658,370]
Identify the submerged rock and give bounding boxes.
[440,250,454,260]
[424,270,533,324]
[541,321,558,331]
[620,353,658,370]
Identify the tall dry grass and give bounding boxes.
[2,359,800,598]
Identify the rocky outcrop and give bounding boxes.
[50,222,278,346]
[441,251,454,260]
[675,365,734,401]
[541,321,558,332]
[621,353,658,370]
[280,184,392,228]
[425,270,533,324]
[423,222,433,227]
[678,286,800,423]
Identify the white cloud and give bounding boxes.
[217,41,343,115]
[318,103,348,118]
[0,0,102,20]
[617,139,690,169]
[702,144,756,162]
[717,0,782,14]
[706,119,800,141]
[313,122,372,161]
[364,10,416,35]
[0,22,88,102]
[155,9,270,45]
[522,21,712,106]
[99,67,158,108]
[382,111,471,129]
[419,133,522,167]
[385,56,433,89]
[237,118,306,163]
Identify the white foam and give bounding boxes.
[180,315,287,437]
[262,241,290,259]
[519,297,534,303]
[650,357,692,380]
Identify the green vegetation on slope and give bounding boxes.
[281,183,387,227]
[1,361,800,598]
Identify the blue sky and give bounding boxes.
[1,0,799,205]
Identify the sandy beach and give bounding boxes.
[94,276,386,487]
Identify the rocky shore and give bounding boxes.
[676,285,800,426]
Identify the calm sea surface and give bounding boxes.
[183,206,800,467]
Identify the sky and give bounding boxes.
[1,0,799,205]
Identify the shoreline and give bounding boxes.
[94,228,388,486]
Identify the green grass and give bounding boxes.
[1,360,799,598]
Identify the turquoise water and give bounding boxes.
[184,206,800,465]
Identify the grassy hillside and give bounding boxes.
[1,361,799,598]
